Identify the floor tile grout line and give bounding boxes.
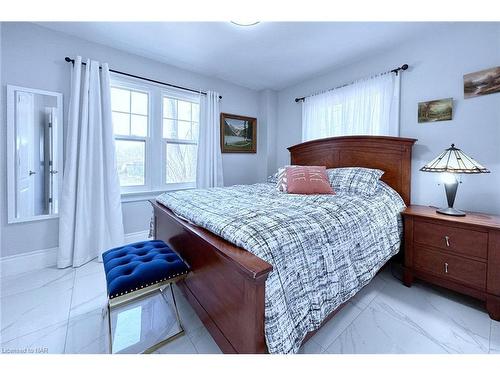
[488,320,492,353]
[0,269,75,300]
[187,330,199,354]
[363,277,492,355]
[307,336,327,353]
[186,325,211,354]
[320,304,363,353]
[323,275,389,353]
[306,272,389,353]
[0,319,68,347]
[0,269,76,349]
[62,268,77,353]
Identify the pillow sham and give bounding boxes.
[275,165,294,191]
[267,173,279,184]
[286,166,334,195]
[326,167,384,196]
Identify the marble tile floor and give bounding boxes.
[1,261,499,354]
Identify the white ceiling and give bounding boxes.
[38,22,451,91]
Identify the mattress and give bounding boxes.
[156,181,405,353]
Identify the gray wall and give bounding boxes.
[1,22,267,257]
[0,22,3,258]
[259,89,279,177]
[276,22,500,215]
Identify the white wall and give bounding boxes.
[1,22,265,257]
[276,22,500,215]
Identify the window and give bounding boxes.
[110,76,200,199]
[111,87,149,188]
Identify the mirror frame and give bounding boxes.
[6,85,64,224]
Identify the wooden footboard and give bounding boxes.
[151,200,273,353]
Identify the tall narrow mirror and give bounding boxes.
[7,85,63,223]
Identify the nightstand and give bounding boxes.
[402,205,500,320]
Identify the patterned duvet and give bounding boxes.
[156,181,405,354]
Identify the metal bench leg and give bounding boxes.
[161,284,184,333]
[107,283,185,354]
[142,283,185,354]
[107,301,113,354]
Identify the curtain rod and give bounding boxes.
[294,64,408,103]
[64,57,222,100]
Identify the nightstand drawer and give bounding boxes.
[413,246,486,290]
[413,219,488,259]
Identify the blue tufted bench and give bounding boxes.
[102,240,189,353]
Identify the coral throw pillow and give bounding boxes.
[285,166,334,195]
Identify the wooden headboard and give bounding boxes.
[287,136,417,205]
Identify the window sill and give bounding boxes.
[121,185,195,203]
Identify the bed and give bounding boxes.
[150,135,417,353]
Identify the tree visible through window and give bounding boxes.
[111,87,148,187]
[162,96,199,184]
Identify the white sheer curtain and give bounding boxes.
[302,72,400,141]
[58,56,124,268]
[196,91,224,188]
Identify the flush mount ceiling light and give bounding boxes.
[230,20,260,27]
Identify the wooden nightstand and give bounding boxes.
[402,205,500,320]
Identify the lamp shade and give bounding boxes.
[420,144,490,174]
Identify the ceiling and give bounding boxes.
[38,22,451,91]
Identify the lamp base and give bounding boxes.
[436,207,466,217]
[437,175,465,216]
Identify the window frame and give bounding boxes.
[110,78,152,195]
[110,74,201,201]
[160,90,200,190]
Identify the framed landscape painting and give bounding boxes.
[220,113,257,153]
[464,66,500,99]
[418,98,453,123]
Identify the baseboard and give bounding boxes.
[0,230,150,278]
[0,246,59,278]
[124,230,151,244]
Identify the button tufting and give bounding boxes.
[102,240,189,299]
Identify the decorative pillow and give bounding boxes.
[326,167,384,196]
[285,166,334,195]
[267,173,279,184]
[276,167,287,191]
[274,165,300,191]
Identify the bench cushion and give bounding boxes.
[102,240,189,299]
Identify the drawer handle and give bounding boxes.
[444,262,449,274]
[444,236,450,247]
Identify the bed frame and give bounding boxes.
[151,135,417,353]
